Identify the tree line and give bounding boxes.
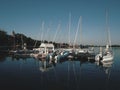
[0,29,119,52]
[0,29,69,52]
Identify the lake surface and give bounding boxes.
[0,47,120,90]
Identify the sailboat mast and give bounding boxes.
[106,9,109,46]
[73,16,81,48]
[68,13,71,47]
[108,27,112,48]
[41,21,44,43]
[80,16,82,46]
[106,9,112,50]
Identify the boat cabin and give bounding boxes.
[40,43,54,54]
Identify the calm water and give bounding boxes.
[0,47,120,90]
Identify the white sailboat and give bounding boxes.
[95,45,114,62]
[95,10,114,62]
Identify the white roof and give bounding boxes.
[40,43,54,48]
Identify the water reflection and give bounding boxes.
[0,53,8,62]
[96,61,114,90]
[11,54,31,60]
[96,61,113,74]
[38,60,56,72]
[0,51,117,90]
[102,61,113,73]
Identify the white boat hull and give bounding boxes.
[95,53,114,62]
[102,55,114,62]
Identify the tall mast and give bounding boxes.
[106,9,112,49]
[106,9,110,46]
[106,9,108,45]
[108,27,112,48]
[68,13,71,47]
[41,21,44,43]
[80,16,82,46]
[73,16,81,48]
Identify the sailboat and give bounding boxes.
[95,10,114,62]
[95,45,114,62]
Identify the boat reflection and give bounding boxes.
[11,54,31,60]
[102,61,113,75]
[96,59,114,90]
[96,60,113,74]
[37,56,95,73]
[38,59,56,72]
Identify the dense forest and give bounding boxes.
[0,29,68,52]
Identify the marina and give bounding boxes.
[0,9,116,90]
[0,0,120,90]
